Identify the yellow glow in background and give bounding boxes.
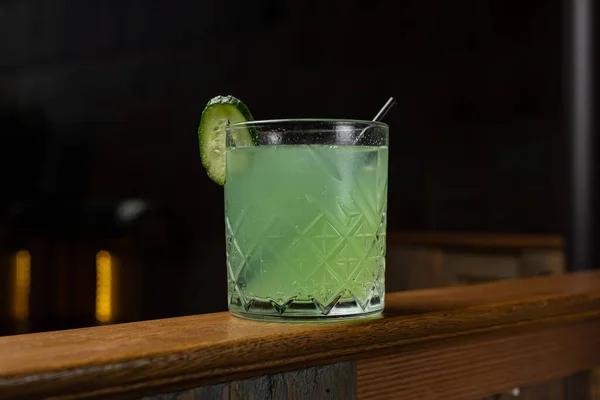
[95,250,113,323]
[13,250,31,320]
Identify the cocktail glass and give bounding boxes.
[225,119,389,321]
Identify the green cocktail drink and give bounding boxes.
[225,121,389,320]
[198,96,390,321]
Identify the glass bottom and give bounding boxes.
[228,296,384,322]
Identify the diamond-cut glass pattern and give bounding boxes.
[224,145,388,319]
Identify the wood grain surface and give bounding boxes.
[142,362,356,400]
[389,231,564,250]
[357,319,600,399]
[0,271,599,399]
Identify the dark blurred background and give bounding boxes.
[0,0,579,335]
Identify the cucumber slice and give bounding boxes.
[198,95,254,185]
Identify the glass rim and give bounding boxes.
[229,118,389,130]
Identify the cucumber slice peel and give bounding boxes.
[198,95,254,185]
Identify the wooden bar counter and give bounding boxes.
[1,271,600,399]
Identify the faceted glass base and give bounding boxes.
[228,295,384,322]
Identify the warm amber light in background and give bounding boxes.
[12,250,31,320]
[96,250,113,323]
